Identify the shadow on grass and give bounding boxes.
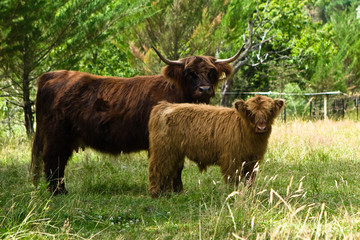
[0,161,34,200]
[78,177,149,196]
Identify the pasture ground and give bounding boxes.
[1,120,360,239]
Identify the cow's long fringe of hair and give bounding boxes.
[29,73,52,186]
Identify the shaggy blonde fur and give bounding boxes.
[148,95,285,197]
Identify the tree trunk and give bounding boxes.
[220,76,234,107]
[22,34,35,138]
[22,70,34,137]
[220,58,249,107]
[23,102,34,137]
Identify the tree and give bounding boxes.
[76,35,141,78]
[309,0,360,92]
[130,0,230,74]
[218,0,314,106]
[0,0,148,137]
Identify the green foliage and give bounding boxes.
[0,99,13,136]
[48,0,150,71]
[216,0,360,95]
[218,0,315,94]
[0,0,149,136]
[327,2,360,89]
[306,0,360,92]
[131,0,230,74]
[76,39,139,77]
[283,83,308,118]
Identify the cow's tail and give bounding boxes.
[30,127,44,187]
[29,72,54,186]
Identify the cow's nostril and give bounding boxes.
[199,86,212,95]
[256,125,267,133]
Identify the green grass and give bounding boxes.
[1,120,360,239]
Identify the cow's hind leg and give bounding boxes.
[43,140,73,195]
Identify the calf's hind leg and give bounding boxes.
[241,160,258,186]
[172,158,185,193]
[219,157,242,186]
[149,152,183,197]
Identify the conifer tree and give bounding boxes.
[0,0,147,136]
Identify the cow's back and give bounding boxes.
[35,70,181,154]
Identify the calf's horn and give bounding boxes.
[152,47,182,66]
[215,44,245,64]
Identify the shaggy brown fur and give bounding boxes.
[148,95,285,197]
[30,51,238,195]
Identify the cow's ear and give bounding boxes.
[162,65,185,86]
[214,62,234,82]
[274,99,285,115]
[234,99,247,117]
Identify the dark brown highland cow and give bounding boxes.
[148,95,285,197]
[30,47,244,195]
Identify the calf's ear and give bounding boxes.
[274,99,285,115]
[234,99,247,117]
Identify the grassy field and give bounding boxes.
[1,120,360,239]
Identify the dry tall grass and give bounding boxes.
[269,120,360,163]
[208,120,360,239]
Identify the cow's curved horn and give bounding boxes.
[215,44,245,64]
[152,47,182,66]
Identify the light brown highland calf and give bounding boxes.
[148,95,285,197]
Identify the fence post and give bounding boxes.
[356,97,359,121]
[310,99,313,120]
[324,94,328,120]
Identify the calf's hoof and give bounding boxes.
[150,189,161,198]
[150,188,173,198]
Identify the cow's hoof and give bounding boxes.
[53,188,68,195]
[49,185,68,195]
